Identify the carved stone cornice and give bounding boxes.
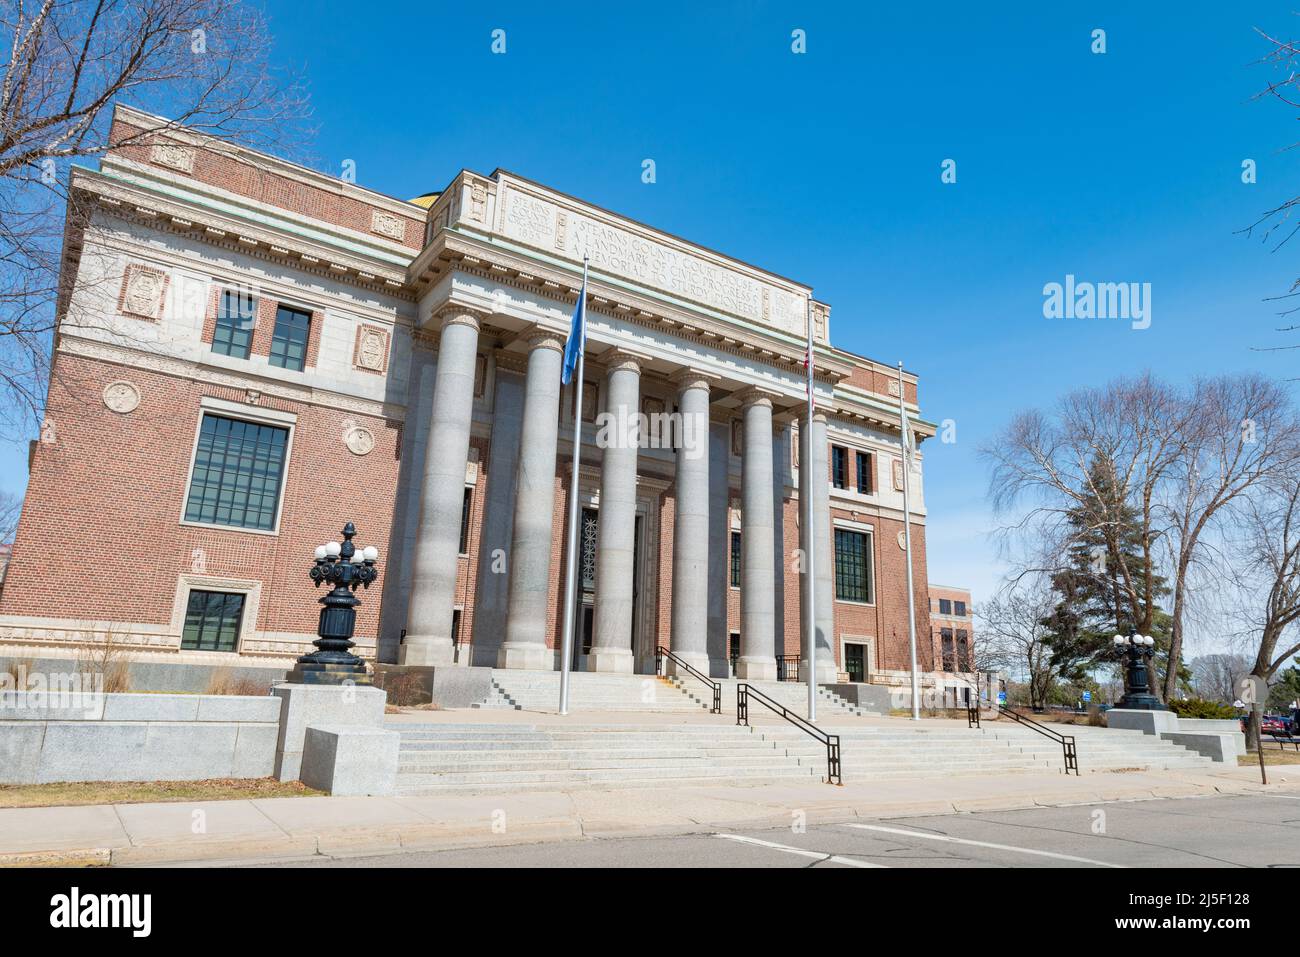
[70,166,414,298]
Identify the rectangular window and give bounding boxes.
[730,531,741,588]
[956,629,970,672]
[181,590,245,653]
[269,304,311,371]
[939,598,953,615]
[941,627,955,671]
[834,528,874,603]
[855,451,872,494]
[184,414,289,531]
[954,600,967,617]
[459,487,472,554]
[212,289,255,359]
[831,445,847,489]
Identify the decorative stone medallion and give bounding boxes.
[371,211,405,241]
[344,426,375,456]
[887,379,901,397]
[120,264,168,321]
[353,324,390,373]
[102,381,141,414]
[150,142,195,173]
[892,459,906,492]
[897,530,907,550]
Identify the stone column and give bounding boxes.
[589,352,641,673]
[499,331,565,669]
[800,410,838,683]
[737,390,777,680]
[400,311,481,666]
[668,372,711,675]
[706,415,731,676]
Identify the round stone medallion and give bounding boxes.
[897,530,907,550]
[344,426,375,456]
[102,380,140,414]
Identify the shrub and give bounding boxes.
[205,667,272,696]
[74,631,131,693]
[1168,697,1238,719]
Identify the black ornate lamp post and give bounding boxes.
[286,522,380,685]
[1112,632,1166,711]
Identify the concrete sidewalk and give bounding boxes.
[0,764,1293,867]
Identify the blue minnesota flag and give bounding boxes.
[561,265,587,385]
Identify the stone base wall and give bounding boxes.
[0,692,281,784]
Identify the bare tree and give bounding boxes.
[0,0,307,436]
[984,373,1189,698]
[976,584,1059,712]
[1157,375,1298,700]
[0,489,20,541]
[1188,653,1254,704]
[985,372,1298,701]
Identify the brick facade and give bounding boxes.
[0,105,943,685]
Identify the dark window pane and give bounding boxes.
[269,304,311,371]
[184,413,288,531]
[730,531,741,588]
[212,289,256,359]
[460,487,472,554]
[856,451,872,494]
[181,590,245,652]
[834,528,873,603]
[831,446,847,489]
[939,598,953,615]
[954,600,967,617]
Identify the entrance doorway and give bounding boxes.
[844,642,866,683]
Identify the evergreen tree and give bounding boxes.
[1041,455,1177,688]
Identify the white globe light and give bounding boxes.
[351,552,364,563]
[363,545,379,562]
[1113,635,1125,646]
[314,545,327,561]
[325,541,341,557]
[1144,635,1156,647]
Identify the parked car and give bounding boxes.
[1261,714,1290,736]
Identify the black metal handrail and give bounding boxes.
[997,706,1078,775]
[736,683,841,785]
[655,645,721,714]
[966,689,980,729]
[775,655,801,682]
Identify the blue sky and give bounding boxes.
[7,1,1299,633]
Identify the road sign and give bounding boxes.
[1082,691,1092,703]
[997,691,1007,705]
[1236,676,1267,711]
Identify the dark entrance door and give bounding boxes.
[845,642,865,683]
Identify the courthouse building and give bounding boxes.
[0,105,954,690]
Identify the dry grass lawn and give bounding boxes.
[0,777,320,808]
[1240,748,1300,766]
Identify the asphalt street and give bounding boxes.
[253,793,1300,868]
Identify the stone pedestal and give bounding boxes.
[736,656,777,681]
[667,652,711,678]
[588,646,635,674]
[1104,708,1179,736]
[300,725,399,796]
[271,683,387,781]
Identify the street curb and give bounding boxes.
[5,777,1298,867]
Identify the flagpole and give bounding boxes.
[897,360,920,721]
[805,302,817,723]
[557,257,589,716]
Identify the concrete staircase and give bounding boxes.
[473,671,708,713]
[761,722,1218,780]
[390,715,1216,795]
[392,723,818,794]
[472,668,882,718]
